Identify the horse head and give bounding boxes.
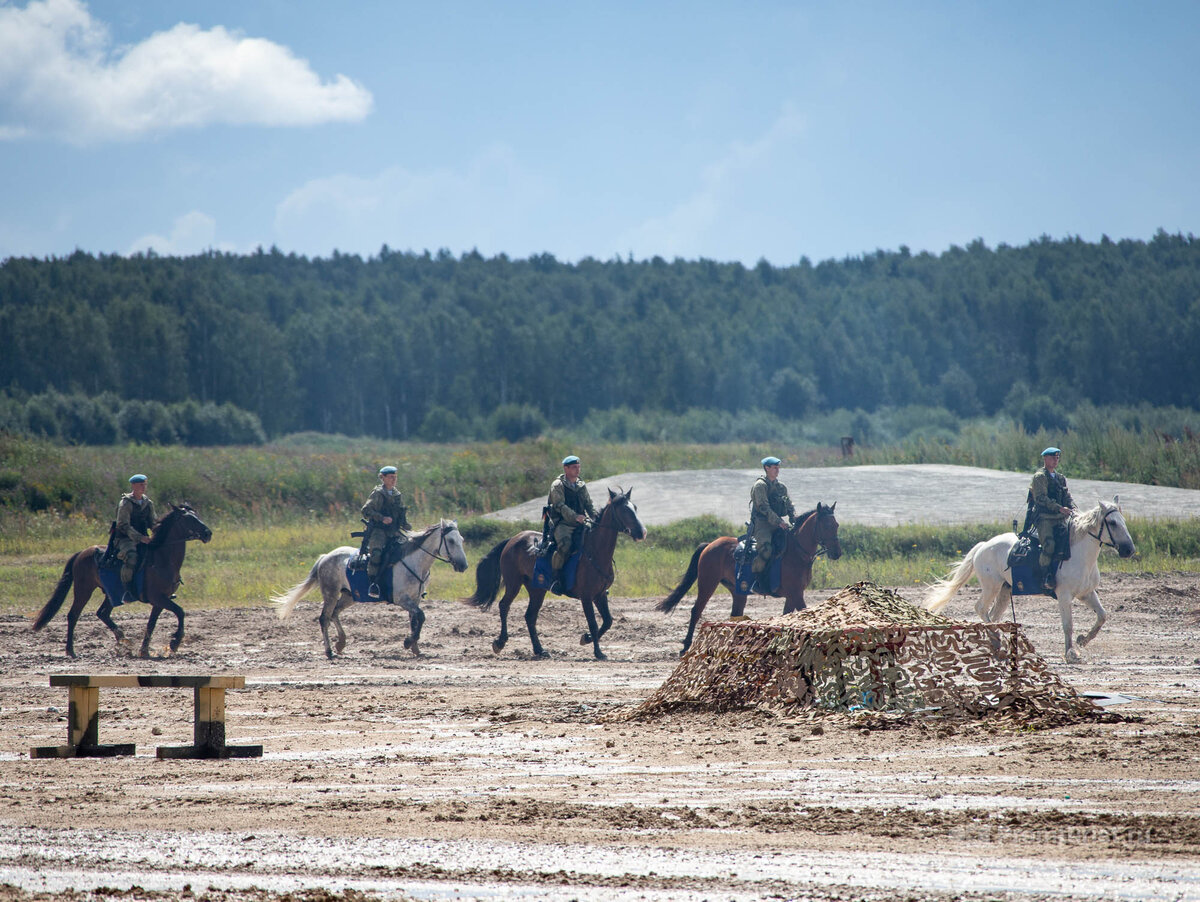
[1099,498,1136,559]
[813,501,842,560]
[152,503,213,546]
[438,519,470,572]
[604,487,647,541]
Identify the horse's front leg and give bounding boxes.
[1058,594,1081,663]
[579,590,613,645]
[139,604,164,658]
[782,591,806,615]
[398,597,426,657]
[1075,588,1108,650]
[578,595,607,660]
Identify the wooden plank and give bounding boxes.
[50,675,246,689]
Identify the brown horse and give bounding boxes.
[462,487,646,659]
[657,502,842,655]
[32,503,213,658]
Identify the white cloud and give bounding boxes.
[614,104,807,259]
[273,144,550,256]
[0,0,372,144]
[127,210,233,256]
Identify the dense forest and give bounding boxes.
[2,231,1198,443]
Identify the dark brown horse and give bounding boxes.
[657,502,842,655]
[463,487,646,659]
[32,503,213,658]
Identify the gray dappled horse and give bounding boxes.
[462,488,645,660]
[924,499,1136,662]
[33,504,213,658]
[272,520,468,659]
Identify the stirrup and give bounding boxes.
[367,583,381,599]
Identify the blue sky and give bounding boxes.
[1,0,1197,265]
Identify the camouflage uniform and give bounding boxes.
[750,475,796,574]
[1029,466,1075,575]
[361,484,411,584]
[115,492,156,593]
[548,474,597,573]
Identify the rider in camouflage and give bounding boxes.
[547,455,598,593]
[750,456,797,579]
[362,466,411,598]
[116,474,156,603]
[1028,446,1075,592]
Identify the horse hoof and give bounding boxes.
[492,639,506,654]
[408,643,421,657]
[403,636,414,649]
[1064,649,1082,664]
[533,650,550,660]
[593,651,607,661]
[579,632,593,646]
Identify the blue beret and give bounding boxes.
[761,457,782,467]
[128,474,148,483]
[379,466,397,476]
[562,455,580,466]
[1041,447,1061,457]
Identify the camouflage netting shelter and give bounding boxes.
[631,581,1105,724]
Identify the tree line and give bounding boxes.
[1,231,1198,443]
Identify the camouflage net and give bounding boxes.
[629,581,1105,725]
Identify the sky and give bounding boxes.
[1,0,1198,266]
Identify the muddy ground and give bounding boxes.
[3,571,1200,902]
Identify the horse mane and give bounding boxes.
[1069,501,1108,538]
[594,488,630,522]
[796,507,817,523]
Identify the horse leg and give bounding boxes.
[64,580,97,659]
[163,598,186,655]
[579,590,613,645]
[1058,594,1081,663]
[524,589,549,659]
[681,565,724,657]
[95,598,129,651]
[1075,588,1108,650]
[782,590,806,615]
[139,605,164,658]
[987,581,1013,622]
[578,596,607,661]
[491,581,522,654]
[317,589,343,659]
[400,599,426,657]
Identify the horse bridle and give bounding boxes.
[790,509,834,560]
[397,524,460,588]
[1086,509,1123,550]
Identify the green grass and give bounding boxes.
[4,513,1192,619]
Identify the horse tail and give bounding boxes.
[33,552,80,631]
[924,541,985,613]
[656,542,707,614]
[461,538,508,610]
[271,556,322,620]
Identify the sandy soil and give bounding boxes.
[3,570,1200,902]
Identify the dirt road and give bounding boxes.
[4,567,1200,901]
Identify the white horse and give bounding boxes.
[272,520,468,659]
[923,499,1136,663]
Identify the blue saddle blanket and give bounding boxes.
[532,551,581,596]
[94,552,143,607]
[1010,563,1054,597]
[734,551,782,597]
[345,561,397,603]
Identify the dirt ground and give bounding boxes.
[3,570,1200,902]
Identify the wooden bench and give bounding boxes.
[30,675,263,760]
